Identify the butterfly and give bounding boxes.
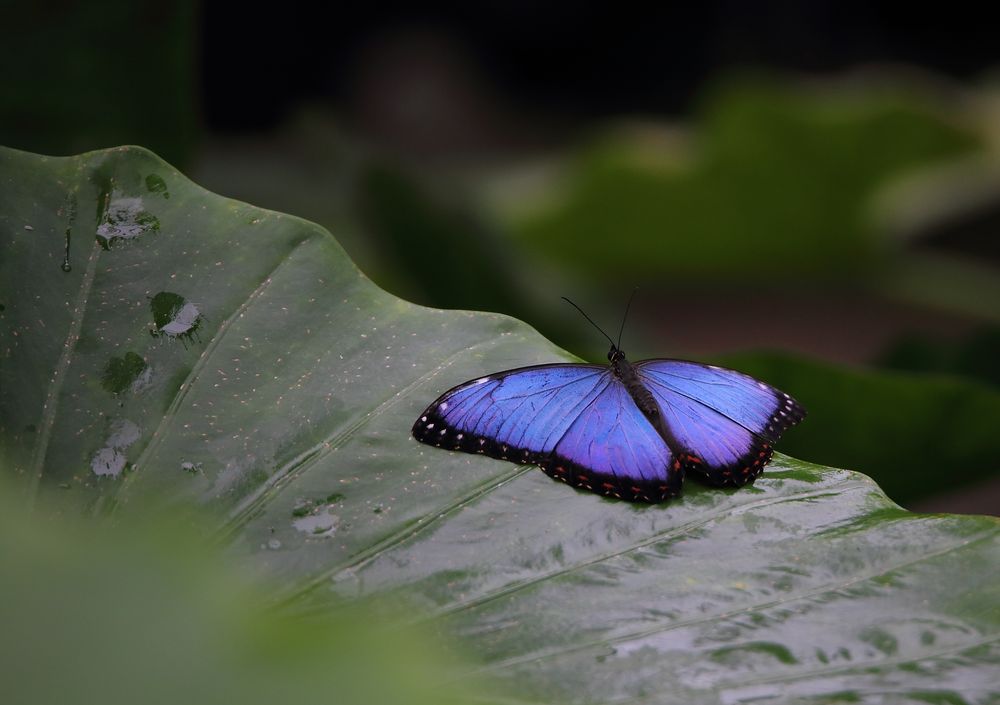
[412,297,805,503]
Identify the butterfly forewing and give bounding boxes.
[636,360,805,441]
[413,364,608,462]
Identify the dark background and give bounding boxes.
[5,2,999,162]
[203,3,1000,132]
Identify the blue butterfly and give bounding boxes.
[412,299,805,502]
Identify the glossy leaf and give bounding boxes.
[2,145,998,704]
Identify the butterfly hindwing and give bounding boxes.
[412,364,683,501]
[546,379,683,501]
[636,360,805,487]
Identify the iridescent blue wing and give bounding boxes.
[412,364,683,502]
[636,360,805,486]
[547,378,683,501]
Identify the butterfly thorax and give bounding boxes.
[609,346,689,455]
[609,348,660,419]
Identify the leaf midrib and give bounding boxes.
[27,180,99,505]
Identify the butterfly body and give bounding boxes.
[608,349,685,451]
[412,345,804,503]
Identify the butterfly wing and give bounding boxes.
[547,378,683,501]
[635,360,805,486]
[413,364,683,502]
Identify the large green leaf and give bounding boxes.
[2,146,998,704]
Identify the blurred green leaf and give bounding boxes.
[879,325,1000,389]
[719,350,1000,507]
[512,76,983,280]
[2,145,999,704]
[887,251,1000,324]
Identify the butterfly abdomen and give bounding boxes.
[612,354,685,452]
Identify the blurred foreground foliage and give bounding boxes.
[0,485,475,705]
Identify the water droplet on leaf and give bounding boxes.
[90,419,141,478]
[292,504,340,538]
[145,173,170,199]
[150,291,202,340]
[95,192,160,250]
[101,351,148,395]
[61,227,72,272]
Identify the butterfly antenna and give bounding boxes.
[616,287,638,349]
[561,297,616,349]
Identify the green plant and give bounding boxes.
[2,145,997,704]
